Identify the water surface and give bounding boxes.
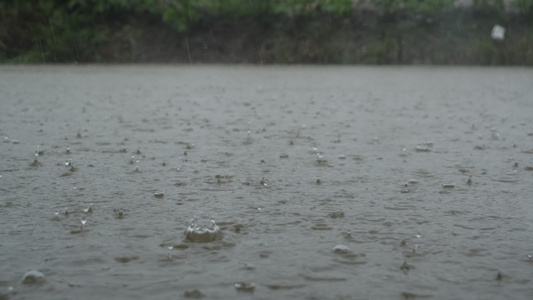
[1,66,532,299]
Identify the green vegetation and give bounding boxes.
[1,0,532,64]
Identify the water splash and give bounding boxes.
[83,203,93,213]
[184,218,222,243]
[114,208,124,219]
[29,159,41,167]
[415,145,431,152]
[234,282,255,293]
[167,245,174,258]
[129,156,140,172]
[400,261,412,275]
[313,146,327,165]
[332,244,351,254]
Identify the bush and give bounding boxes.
[371,0,454,19]
[513,0,533,17]
[0,0,532,63]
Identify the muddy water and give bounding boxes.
[1,66,532,299]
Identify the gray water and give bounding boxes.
[1,66,532,300]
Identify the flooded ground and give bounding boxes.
[1,66,533,300]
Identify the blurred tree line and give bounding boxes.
[1,0,532,62]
